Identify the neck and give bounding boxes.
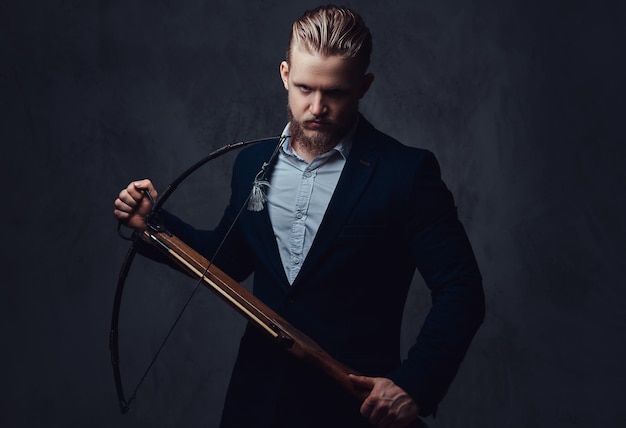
[291,139,332,163]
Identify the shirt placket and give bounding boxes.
[288,166,316,283]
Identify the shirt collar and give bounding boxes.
[280,117,357,161]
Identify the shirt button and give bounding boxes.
[304,171,311,178]
[296,212,303,219]
[293,257,300,265]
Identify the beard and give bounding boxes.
[288,108,352,157]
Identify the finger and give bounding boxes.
[382,397,420,428]
[113,196,139,221]
[119,180,158,217]
[360,396,376,419]
[115,191,138,210]
[113,201,132,220]
[132,179,158,199]
[368,400,391,427]
[376,413,396,428]
[113,208,130,221]
[118,187,141,209]
[122,180,149,202]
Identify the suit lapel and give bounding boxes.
[291,118,379,288]
[241,140,292,287]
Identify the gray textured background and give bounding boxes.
[2,0,625,427]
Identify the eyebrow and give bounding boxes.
[293,81,350,93]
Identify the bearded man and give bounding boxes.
[114,5,485,428]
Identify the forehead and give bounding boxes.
[288,48,362,87]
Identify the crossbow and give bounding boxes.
[109,136,427,428]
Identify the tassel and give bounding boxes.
[246,137,285,212]
[248,178,270,211]
[248,161,271,212]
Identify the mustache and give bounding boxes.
[287,106,334,126]
[302,116,334,125]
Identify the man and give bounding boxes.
[114,5,484,428]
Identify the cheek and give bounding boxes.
[334,99,359,118]
[288,91,306,113]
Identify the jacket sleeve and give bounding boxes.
[135,149,257,283]
[387,150,485,417]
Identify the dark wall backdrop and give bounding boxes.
[2,0,624,427]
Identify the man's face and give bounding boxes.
[280,48,373,154]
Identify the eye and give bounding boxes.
[326,89,348,98]
[298,85,312,93]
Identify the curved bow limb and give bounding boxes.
[109,136,283,413]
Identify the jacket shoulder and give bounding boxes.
[356,118,440,176]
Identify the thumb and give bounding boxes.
[348,374,376,390]
[350,375,378,418]
[133,179,158,202]
[133,179,153,190]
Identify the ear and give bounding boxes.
[358,73,375,99]
[279,61,290,90]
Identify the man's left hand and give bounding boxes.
[349,374,420,428]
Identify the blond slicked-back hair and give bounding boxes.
[287,5,372,71]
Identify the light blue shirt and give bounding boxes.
[266,124,353,284]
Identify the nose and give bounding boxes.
[309,92,327,116]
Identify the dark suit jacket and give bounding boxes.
[162,116,485,427]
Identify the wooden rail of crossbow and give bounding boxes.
[141,227,427,428]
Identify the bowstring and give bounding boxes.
[123,135,285,407]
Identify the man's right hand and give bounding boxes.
[113,179,158,231]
